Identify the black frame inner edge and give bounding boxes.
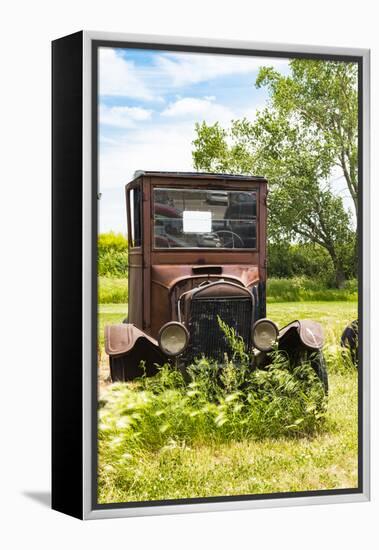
[91,39,364,511]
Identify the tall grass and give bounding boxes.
[99,323,328,482]
[267,277,357,303]
[98,277,128,304]
[98,355,328,503]
[98,370,357,503]
[100,356,326,445]
[98,317,357,503]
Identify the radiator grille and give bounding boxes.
[185,296,252,363]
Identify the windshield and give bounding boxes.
[153,188,257,249]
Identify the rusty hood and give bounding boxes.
[152,264,259,290]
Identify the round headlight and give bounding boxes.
[158,322,189,357]
[252,318,279,352]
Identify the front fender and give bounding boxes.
[278,319,325,351]
[104,324,167,381]
[253,319,324,369]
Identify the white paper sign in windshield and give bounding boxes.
[183,210,212,233]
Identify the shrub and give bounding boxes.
[268,242,357,286]
[98,251,129,278]
[268,242,334,281]
[98,232,128,254]
[98,232,128,278]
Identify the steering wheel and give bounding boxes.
[214,230,244,248]
[155,235,171,248]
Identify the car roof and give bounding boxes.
[127,170,267,185]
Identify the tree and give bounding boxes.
[192,60,358,287]
[256,61,358,217]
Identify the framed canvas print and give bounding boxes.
[52,31,370,519]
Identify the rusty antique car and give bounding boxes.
[104,171,328,391]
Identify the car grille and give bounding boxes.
[185,296,252,363]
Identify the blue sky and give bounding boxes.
[98,47,290,233]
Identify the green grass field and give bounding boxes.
[97,299,358,503]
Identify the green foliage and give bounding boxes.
[98,370,357,503]
[99,324,327,458]
[100,356,325,447]
[268,242,356,286]
[98,252,128,278]
[98,277,128,304]
[268,242,334,281]
[98,232,128,254]
[192,59,358,287]
[267,277,357,303]
[98,345,328,503]
[98,232,128,278]
[217,316,249,363]
[256,61,358,215]
[324,341,357,376]
[98,302,358,503]
[192,122,233,172]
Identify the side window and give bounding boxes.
[129,187,142,247]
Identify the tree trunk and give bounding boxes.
[334,266,346,289]
[326,245,346,289]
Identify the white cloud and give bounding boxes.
[99,94,246,215]
[99,121,196,191]
[154,53,288,87]
[161,96,233,123]
[98,94,267,231]
[98,120,197,234]
[99,48,154,100]
[99,48,289,101]
[99,135,117,145]
[100,104,152,128]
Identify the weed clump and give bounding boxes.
[99,322,328,485]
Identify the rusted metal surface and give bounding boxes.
[125,172,267,336]
[106,171,270,381]
[105,324,166,381]
[152,264,259,289]
[127,170,267,182]
[278,320,325,350]
[104,324,159,355]
[104,171,327,388]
